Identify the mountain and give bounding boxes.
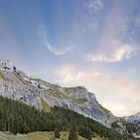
[0,59,140,138]
[0,59,116,127]
[123,112,140,125]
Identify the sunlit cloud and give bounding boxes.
[84,0,138,63]
[87,44,136,62]
[38,25,74,55]
[55,64,140,116]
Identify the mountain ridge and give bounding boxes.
[0,59,116,127]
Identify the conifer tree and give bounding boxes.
[54,128,60,138]
[68,122,78,140]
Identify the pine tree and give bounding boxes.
[68,123,78,140]
[0,111,2,126]
[79,127,92,140]
[54,128,60,138]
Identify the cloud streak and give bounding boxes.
[38,25,74,55]
[87,44,135,62]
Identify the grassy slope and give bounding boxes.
[0,70,9,81]
[48,90,88,105]
[40,98,51,112]
[0,132,102,140]
[49,91,69,100]
[73,98,88,104]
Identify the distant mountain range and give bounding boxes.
[0,59,140,137]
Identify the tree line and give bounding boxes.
[0,96,139,140]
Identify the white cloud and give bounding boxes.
[56,64,140,116]
[87,44,135,63]
[38,25,74,55]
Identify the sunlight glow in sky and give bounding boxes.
[0,0,140,116]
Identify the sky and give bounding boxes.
[0,0,140,116]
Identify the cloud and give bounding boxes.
[88,0,103,12]
[38,25,74,55]
[55,64,140,116]
[87,44,135,62]
[80,0,104,32]
[83,0,139,63]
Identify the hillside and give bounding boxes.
[0,60,116,127]
[0,95,139,140]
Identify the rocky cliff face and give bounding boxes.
[0,59,117,127]
[123,112,140,125]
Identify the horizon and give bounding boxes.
[0,0,140,117]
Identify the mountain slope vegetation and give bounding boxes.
[0,96,139,140]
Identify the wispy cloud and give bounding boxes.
[84,0,138,63]
[87,44,135,62]
[88,0,103,12]
[38,25,74,55]
[81,0,104,32]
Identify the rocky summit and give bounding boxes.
[0,59,117,127]
[123,112,140,125]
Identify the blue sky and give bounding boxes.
[0,0,140,116]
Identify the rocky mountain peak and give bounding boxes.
[123,112,140,125]
[0,60,16,72]
[134,112,140,118]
